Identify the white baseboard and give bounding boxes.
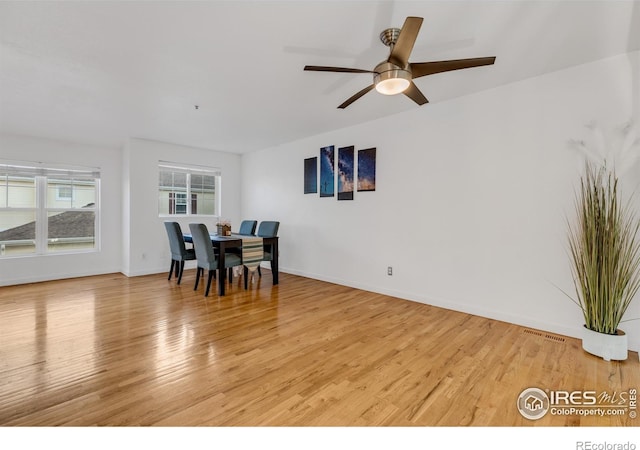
[0,267,121,287]
[121,267,166,277]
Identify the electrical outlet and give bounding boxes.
[387,266,393,276]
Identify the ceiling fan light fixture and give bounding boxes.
[374,66,411,95]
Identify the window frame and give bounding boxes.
[158,162,220,218]
[0,162,101,258]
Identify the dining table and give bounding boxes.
[182,232,279,296]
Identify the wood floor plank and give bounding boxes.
[0,270,638,426]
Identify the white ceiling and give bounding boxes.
[1,1,639,153]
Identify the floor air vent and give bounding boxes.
[522,328,566,343]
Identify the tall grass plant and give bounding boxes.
[567,164,640,335]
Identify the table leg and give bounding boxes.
[271,238,279,285]
[218,243,226,296]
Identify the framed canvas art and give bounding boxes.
[304,157,317,194]
[320,145,335,197]
[337,146,354,201]
[357,147,376,191]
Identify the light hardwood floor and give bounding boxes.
[0,270,638,426]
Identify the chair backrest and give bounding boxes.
[188,223,216,265]
[238,220,257,235]
[257,221,280,237]
[164,222,189,258]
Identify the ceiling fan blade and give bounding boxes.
[410,56,496,79]
[403,82,429,106]
[304,65,374,74]
[338,84,375,109]
[388,16,423,68]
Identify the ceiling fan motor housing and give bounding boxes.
[373,61,411,95]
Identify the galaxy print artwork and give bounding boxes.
[319,145,335,198]
[304,157,317,194]
[337,146,354,201]
[357,148,376,192]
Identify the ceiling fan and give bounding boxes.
[304,16,496,109]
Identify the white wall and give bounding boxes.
[241,51,640,351]
[0,134,122,285]
[122,138,242,276]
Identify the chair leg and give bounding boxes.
[244,266,249,290]
[177,260,185,285]
[257,265,262,277]
[205,270,215,297]
[194,267,202,291]
[175,261,180,277]
[228,267,233,283]
[168,259,175,280]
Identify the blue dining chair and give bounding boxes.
[256,221,280,277]
[237,220,257,235]
[189,223,242,297]
[164,222,196,285]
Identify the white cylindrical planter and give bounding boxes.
[581,326,628,361]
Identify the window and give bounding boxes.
[56,185,73,201]
[0,162,100,257]
[170,192,188,215]
[158,163,219,216]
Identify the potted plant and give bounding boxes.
[567,162,640,360]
